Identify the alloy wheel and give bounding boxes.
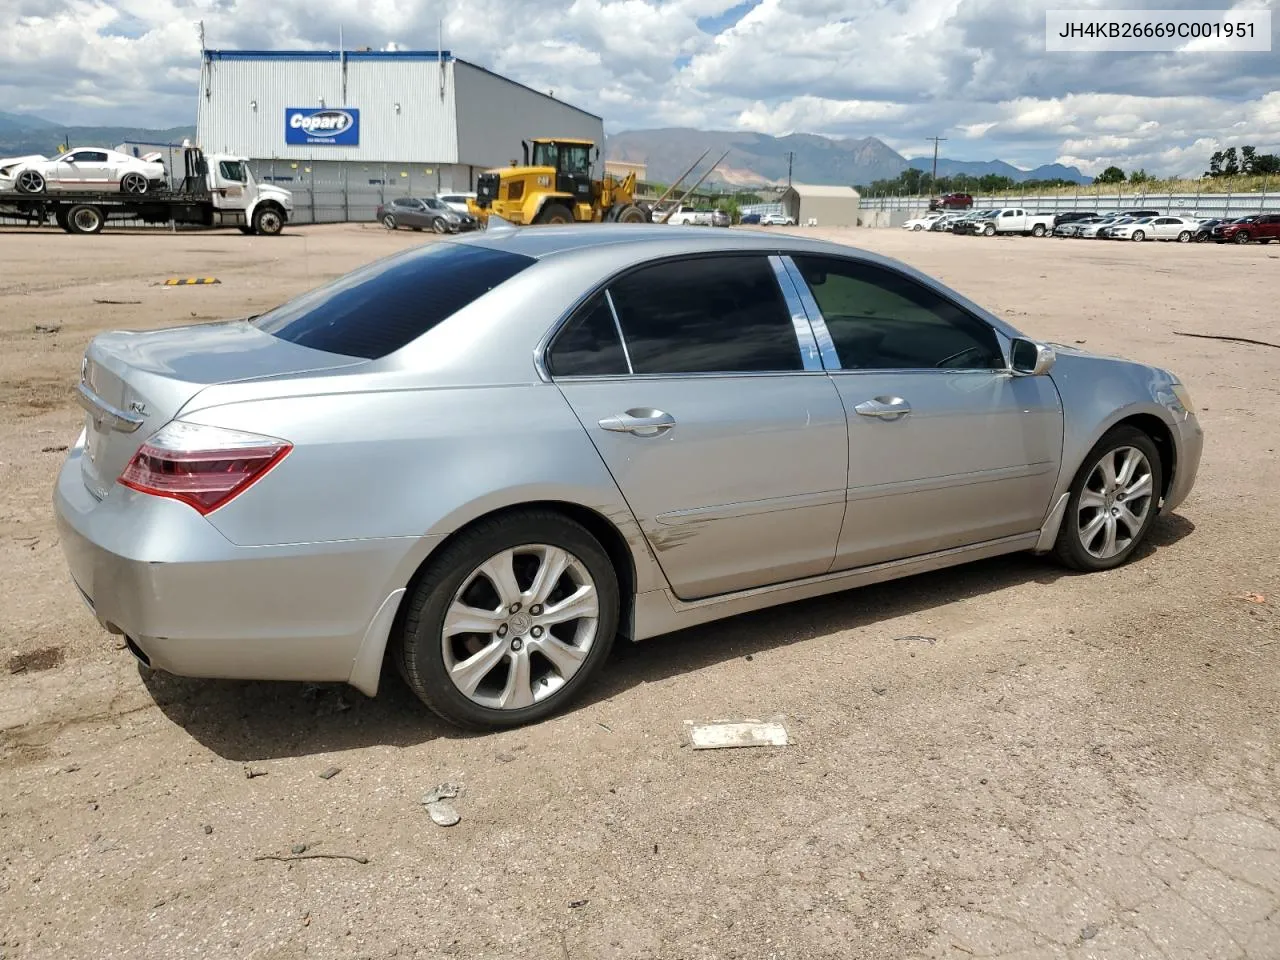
[442,544,600,710]
[1076,446,1154,560]
[16,170,44,193]
[121,173,147,195]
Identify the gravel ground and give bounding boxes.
[1,223,1277,960]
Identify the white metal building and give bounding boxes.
[195,49,604,221]
[779,184,861,226]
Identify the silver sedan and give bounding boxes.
[55,226,1203,728]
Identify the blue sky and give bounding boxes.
[2,0,1278,176]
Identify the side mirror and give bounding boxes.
[1010,338,1055,377]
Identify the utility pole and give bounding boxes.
[927,136,947,195]
[787,151,794,187]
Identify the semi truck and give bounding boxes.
[0,145,292,236]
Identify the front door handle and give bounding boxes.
[854,397,911,421]
[598,409,676,437]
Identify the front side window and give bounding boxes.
[253,244,535,359]
[790,256,1002,371]
[218,160,246,183]
[607,256,802,375]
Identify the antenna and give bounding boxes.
[197,19,205,52]
[339,25,347,102]
[439,18,446,100]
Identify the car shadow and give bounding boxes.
[144,514,1195,762]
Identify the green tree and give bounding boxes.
[1205,151,1224,177]
[1222,147,1239,176]
[1251,154,1280,175]
[1128,169,1154,185]
[1096,166,1126,184]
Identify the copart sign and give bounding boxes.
[285,108,360,146]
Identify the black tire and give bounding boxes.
[238,225,255,235]
[395,510,620,730]
[1032,224,1046,237]
[1235,231,1251,244]
[381,214,397,230]
[252,204,284,236]
[54,209,70,232]
[65,204,104,235]
[616,204,648,224]
[431,217,448,234]
[120,172,148,195]
[15,169,45,194]
[537,202,574,225]
[1053,425,1163,572]
[1260,238,1272,244]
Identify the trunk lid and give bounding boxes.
[78,321,361,500]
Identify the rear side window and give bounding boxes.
[252,244,534,359]
[547,296,629,377]
[791,255,1002,371]
[607,256,801,374]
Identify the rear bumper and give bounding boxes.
[53,446,426,689]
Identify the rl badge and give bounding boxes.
[285,108,361,146]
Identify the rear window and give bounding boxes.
[252,243,534,359]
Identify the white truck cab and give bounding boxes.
[205,153,293,235]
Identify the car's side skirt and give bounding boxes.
[631,531,1041,641]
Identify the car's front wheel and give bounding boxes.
[396,510,620,729]
[1235,231,1251,244]
[1054,426,1163,572]
[15,169,45,194]
[1131,230,1145,241]
[381,214,397,230]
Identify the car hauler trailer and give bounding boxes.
[0,146,292,236]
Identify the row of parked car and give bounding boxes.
[904,208,1280,243]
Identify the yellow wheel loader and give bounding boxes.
[466,138,651,226]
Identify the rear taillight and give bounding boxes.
[118,421,291,515]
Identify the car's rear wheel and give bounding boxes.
[1054,426,1163,572]
[1178,231,1192,242]
[1032,224,1046,237]
[381,214,396,230]
[120,172,148,195]
[396,510,620,729]
[16,170,45,194]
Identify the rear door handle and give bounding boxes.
[598,409,676,437]
[854,397,911,421]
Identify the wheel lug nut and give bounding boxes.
[530,604,543,616]
[532,626,544,638]
[498,625,508,637]
[511,638,523,651]
[509,602,521,614]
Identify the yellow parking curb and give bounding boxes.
[163,277,221,286]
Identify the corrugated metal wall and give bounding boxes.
[197,53,459,163]
[453,61,605,169]
[249,159,473,224]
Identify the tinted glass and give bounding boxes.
[547,296,628,377]
[71,151,109,162]
[791,256,1002,371]
[253,244,535,360]
[607,256,801,374]
[218,160,246,183]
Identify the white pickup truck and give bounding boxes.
[659,203,716,226]
[975,207,1055,237]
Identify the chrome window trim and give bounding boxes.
[552,369,833,384]
[604,289,635,375]
[779,253,1011,375]
[778,256,839,370]
[767,255,823,372]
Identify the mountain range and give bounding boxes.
[605,127,1090,187]
[0,112,195,157]
[0,111,1089,187]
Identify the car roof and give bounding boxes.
[458,224,856,261]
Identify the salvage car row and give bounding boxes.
[904,209,1280,243]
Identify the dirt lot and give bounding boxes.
[1,223,1277,960]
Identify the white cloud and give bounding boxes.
[0,0,1278,177]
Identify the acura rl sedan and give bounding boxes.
[56,225,1202,729]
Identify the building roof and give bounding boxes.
[785,183,861,199]
[200,49,603,122]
